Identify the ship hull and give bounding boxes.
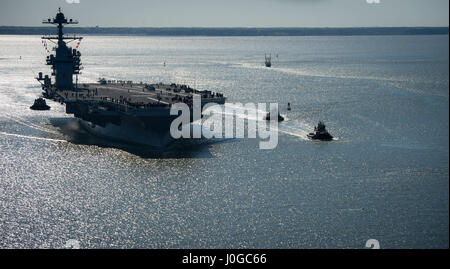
[79,116,176,148]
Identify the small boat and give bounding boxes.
[265,54,272,67]
[98,77,107,85]
[265,112,284,122]
[287,102,291,111]
[307,121,333,140]
[30,97,50,110]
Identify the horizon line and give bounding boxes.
[1,26,449,29]
[1,26,448,37]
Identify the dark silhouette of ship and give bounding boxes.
[30,97,50,110]
[265,54,272,67]
[35,8,226,147]
[307,121,333,141]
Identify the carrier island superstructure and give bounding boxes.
[36,9,225,147]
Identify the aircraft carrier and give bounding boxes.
[36,9,226,147]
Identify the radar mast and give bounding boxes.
[40,8,82,90]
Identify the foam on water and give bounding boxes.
[202,103,313,140]
[2,113,60,135]
[235,61,414,83]
[0,131,67,143]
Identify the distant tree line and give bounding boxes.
[0,26,448,36]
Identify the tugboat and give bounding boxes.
[30,97,50,110]
[265,54,272,67]
[307,121,333,140]
[265,112,284,122]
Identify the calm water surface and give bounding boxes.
[0,35,448,248]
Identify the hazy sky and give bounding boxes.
[0,0,448,27]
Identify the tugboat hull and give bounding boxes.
[30,105,50,110]
[307,132,333,141]
[30,97,50,110]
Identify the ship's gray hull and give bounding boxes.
[79,117,176,148]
